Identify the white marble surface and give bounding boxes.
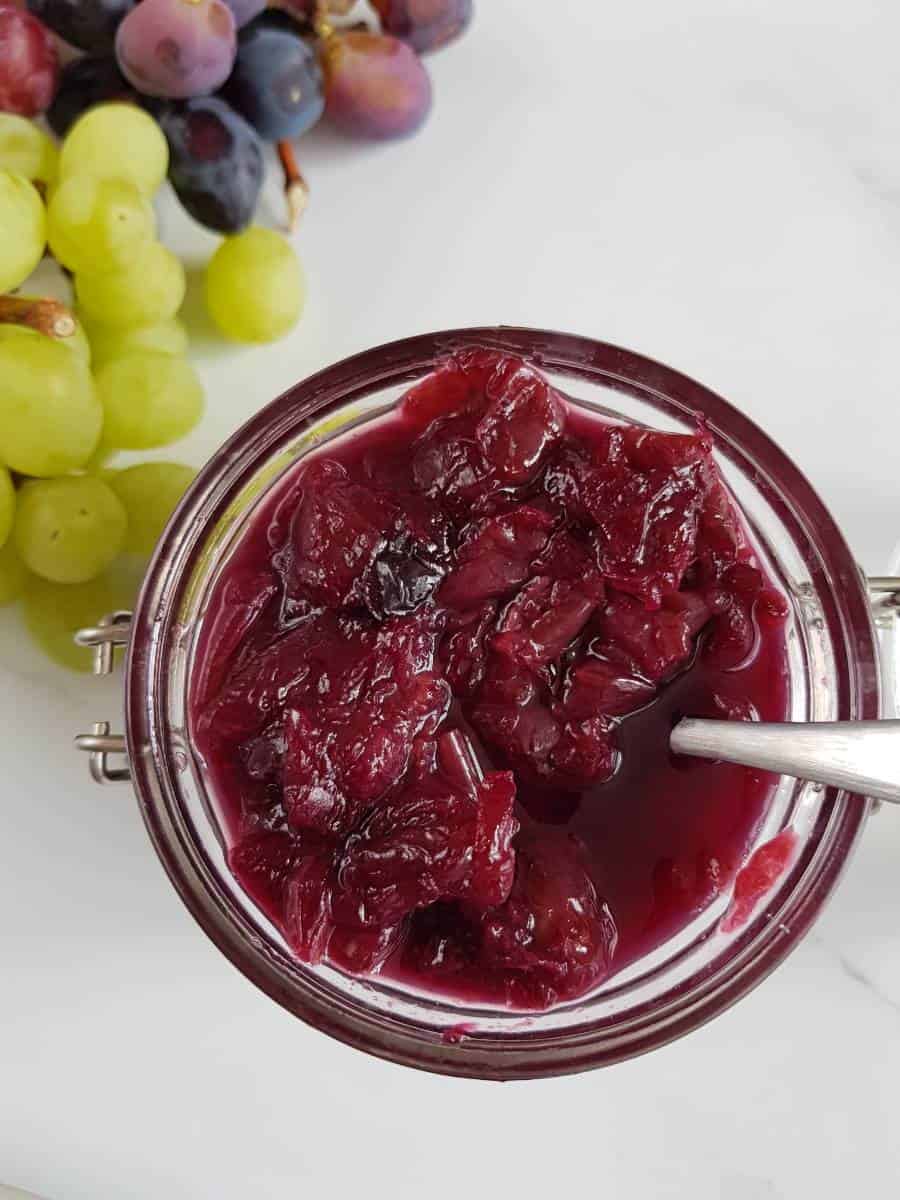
[3,1,900,1195]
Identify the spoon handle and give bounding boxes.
[670,719,900,804]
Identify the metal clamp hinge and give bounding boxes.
[73,610,132,784]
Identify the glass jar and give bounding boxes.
[78,328,899,1079]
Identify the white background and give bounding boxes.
[3,1,900,1196]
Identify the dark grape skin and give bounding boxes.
[115,0,237,100]
[46,55,151,138]
[372,0,473,53]
[159,96,264,234]
[26,0,135,54]
[323,30,431,141]
[271,0,315,34]
[221,12,324,142]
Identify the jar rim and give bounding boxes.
[125,327,880,1078]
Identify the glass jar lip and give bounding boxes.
[125,326,880,1079]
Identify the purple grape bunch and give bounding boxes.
[7,0,473,234]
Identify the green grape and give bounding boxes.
[23,564,141,672]
[0,170,46,293]
[0,114,58,184]
[47,174,155,273]
[67,316,92,363]
[75,240,186,328]
[205,226,305,343]
[0,466,14,550]
[59,103,169,197]
[83,315,188,366]
[14,475,127,584]
[0,333,101,476]
[95,352,204,449]
[0,538,27,607]
[108,462,196,555]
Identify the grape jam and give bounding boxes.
[190,350,791,1010]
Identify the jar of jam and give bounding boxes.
[74,328,899,1079]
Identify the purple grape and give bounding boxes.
[46,55,142,137]
[322,31,431,140]
[159,95,263,232]
[26,0,135,54]
[222,0,266,28]
[221,12,324,141]
[0,3,59,116]
[372,0,472,53]
[115,0,237,100]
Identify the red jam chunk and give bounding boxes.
[191,349,791,1009]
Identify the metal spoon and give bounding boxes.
[670,718,900,803]
[671,575,900,802]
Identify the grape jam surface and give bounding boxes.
[190,350,790,1010]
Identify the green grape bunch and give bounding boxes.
[0,89,314,670]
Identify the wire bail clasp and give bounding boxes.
[73,610,133,784]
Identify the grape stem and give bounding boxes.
[0,294,76,340]
[278,140,309,232]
